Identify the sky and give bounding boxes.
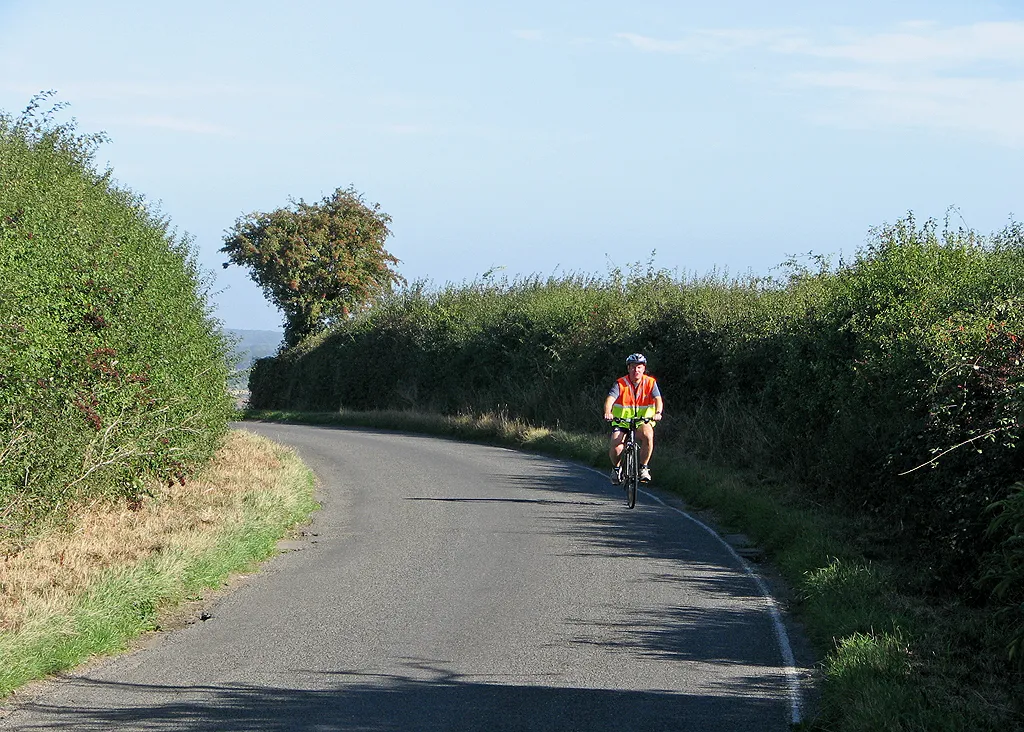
[1,0,1022,331]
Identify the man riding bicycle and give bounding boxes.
[603,353,663,484]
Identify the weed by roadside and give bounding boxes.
[0,429,315,698]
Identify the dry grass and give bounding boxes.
[0,429,291,635]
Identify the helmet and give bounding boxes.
[625,353,647,365]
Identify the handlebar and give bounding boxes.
[604,416,656,426]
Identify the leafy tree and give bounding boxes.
[221,186,404,346]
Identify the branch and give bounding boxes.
[898,426,1007,476]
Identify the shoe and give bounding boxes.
[639,465,652,483]
[611,466,623,485]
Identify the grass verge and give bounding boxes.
[0,429,316,698]
[244,407,1022,731]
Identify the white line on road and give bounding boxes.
[585,467,805,727]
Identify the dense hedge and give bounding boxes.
[251,216,1023,617]
[0,100,234,542]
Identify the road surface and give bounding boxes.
[1,423,806,731]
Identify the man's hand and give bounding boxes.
[653,413,663,422]
[603,412,614,421]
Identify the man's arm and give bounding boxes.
[603,395,615,421]
[653,395,664,421]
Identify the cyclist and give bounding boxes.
[603,353,663,484]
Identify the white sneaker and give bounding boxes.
[611,467,623,485]
[639,466,652,483]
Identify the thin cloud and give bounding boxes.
[386,123,427,135]
[616,28,800,57]
[616,20,1024,147]
[793,71,1024,147]
[512,29,545,42]
[115,114,235,137]
[799,21,1024,67]
[2,79,314,103]
[614,21,1024,66]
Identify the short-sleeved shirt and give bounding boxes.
[607,379,662,400]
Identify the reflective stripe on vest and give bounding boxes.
[610,374,657,423]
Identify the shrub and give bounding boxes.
[0,95,233,542]
[983,482,1024,667]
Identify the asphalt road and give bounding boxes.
[1,423,806,731]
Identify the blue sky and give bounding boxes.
[2,1,1022,331]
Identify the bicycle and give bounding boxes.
[612,416,652,509]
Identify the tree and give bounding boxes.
[221,186,404,346]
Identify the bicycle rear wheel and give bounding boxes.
[624,440,638,509]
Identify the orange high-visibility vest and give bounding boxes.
[610,374,658,426]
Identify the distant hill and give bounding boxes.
[224,328,283,373]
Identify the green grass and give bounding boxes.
[0,437,316,697]
[244,407,1023,731]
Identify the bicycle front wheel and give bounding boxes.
[625,441,638,509]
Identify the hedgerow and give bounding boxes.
[250,213,1024,670]
[0,96,233,543]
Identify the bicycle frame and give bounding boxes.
[616,417,651,509]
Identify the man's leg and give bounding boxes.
[638,424,655,464]
[608,430,626,483]
[638,424,655,482]
[609,430,626,465]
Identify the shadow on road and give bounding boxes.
[565,603,778,666]
[404,496,603,507]
[12,668,783,731]
[478,461,789,673]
